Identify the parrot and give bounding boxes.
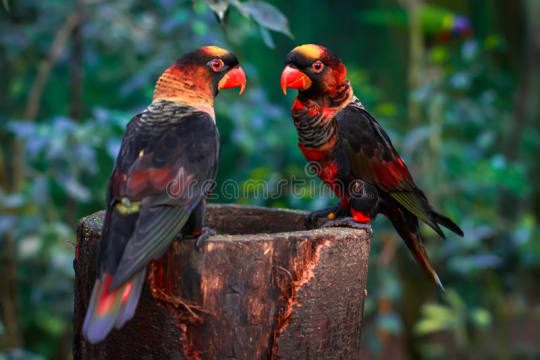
[281,44,463,291]
[82,46,246,344]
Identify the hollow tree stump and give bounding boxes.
[73,204,371,360]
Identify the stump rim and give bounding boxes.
[78,203,370,242]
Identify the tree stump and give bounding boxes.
[73,204,371,360]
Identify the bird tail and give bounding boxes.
[82,268,146,344]
[414,189,464,238]
[389,214,446,292]
[430,208,464,237]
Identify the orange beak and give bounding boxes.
[281,65,312,95]
[218,65,246,95]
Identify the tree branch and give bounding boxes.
[24,12,81,121]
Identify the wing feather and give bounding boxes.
[109,205,191,288]
[99,104,220,289]
[337,104,439,232]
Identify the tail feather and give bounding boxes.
[388,212,446,292]
[430,210,464,237]
[82,268,146,343]
[413,189,464,238]
[401,228,446,292]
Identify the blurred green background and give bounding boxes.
[1,0,539,359]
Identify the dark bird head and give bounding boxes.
[153,46,246,107]
[281,44,347,98]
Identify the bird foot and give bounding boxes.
[178,227,220,249]
[321,217,373,238]
[195,227,220,249]
[305,205,350,229]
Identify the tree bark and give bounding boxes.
[73,204,370,360]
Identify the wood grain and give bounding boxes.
[73,204,370,360]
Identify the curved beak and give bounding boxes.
[218,65,246,95]
[281,65,312,95]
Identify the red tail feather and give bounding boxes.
[83,269,146,344]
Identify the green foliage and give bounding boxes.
[202,0,293,48]
[415,290,492,345]
[360,4,472,37]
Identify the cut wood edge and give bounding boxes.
[74,204,371,360]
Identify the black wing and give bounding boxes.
[336,103,443,234]
[99,105,220,288]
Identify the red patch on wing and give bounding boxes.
[370,149,415,190]
[127,170,148,194]
[126,166,173,196]
[149,167,173,189]
[394,156,414,183]
[391,155,413,182]
[373,161,399,188]
[351,208,370,223]
[386,161,404,181]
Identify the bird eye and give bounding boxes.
[312,61,324,72]
[211,59,223,71]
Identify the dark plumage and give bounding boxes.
[83,46,246,344]
[282,44,463,291]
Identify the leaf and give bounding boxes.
[422,304,454,322]
[19,236,41,258]
[2,194,26,209]
[446,289,467,314]
[414,303,457,335]
[59,177,91,202]
[0,215,17,237]
[229,0,249,17]
[259,25,275,49]
[8,121,36,139]
[415,318,448,335]
[204,0,229,22]
[242,1,293,38]
[470,308,492,328]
